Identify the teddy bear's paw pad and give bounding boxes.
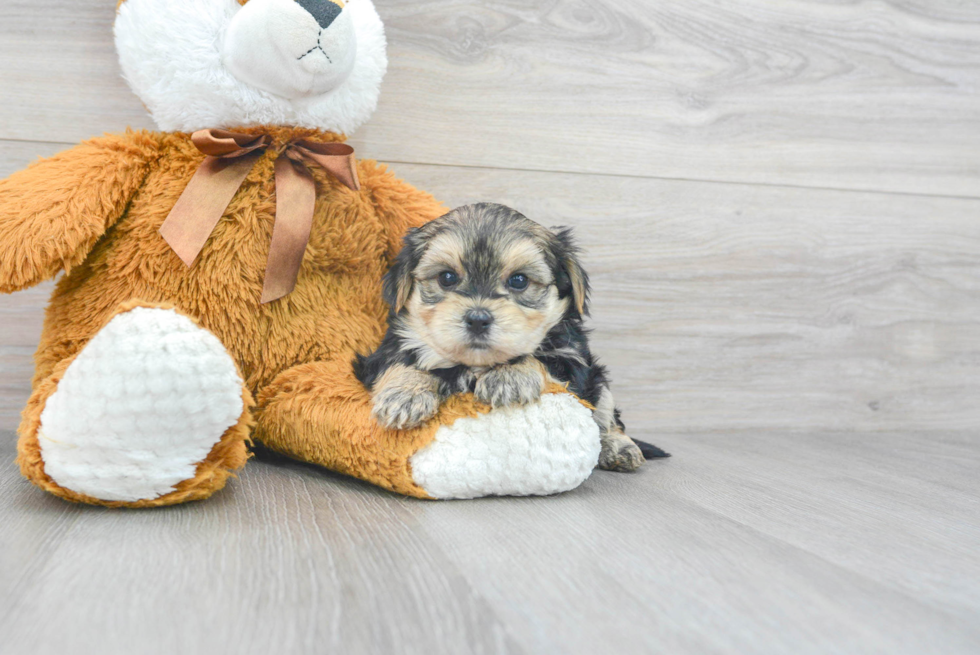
[38,307,244,502]
[409,394,601,499]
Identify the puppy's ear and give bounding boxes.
[383,227,427,314]
[550,227,590,316]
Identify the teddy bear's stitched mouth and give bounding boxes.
[297,31,333,63]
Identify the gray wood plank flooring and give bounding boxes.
[1,166,978,654]
[2,160,977,434]
[1,0,979,653]
[1,428,978,655]
[2,1,979,196]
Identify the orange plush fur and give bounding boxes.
[2,125,475,505]
[3,0,603,506]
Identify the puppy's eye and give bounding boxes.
[437,271,459,289]
[507,273,529,291]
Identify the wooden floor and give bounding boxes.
[1,1,979,653]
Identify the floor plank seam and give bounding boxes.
[3,139,979,203]
[373,158,980,202]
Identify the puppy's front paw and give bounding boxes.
[598,435,645,472]
[475,363,545,408]
[372,386,440,430]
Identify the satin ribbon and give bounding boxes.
[159,129,360,304]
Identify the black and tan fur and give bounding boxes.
[354,203,668,471]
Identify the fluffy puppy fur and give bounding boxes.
[355,203,668,472]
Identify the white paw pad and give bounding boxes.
[38,307,244,502]
[410,394,601,499]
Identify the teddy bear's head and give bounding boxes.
[114,0,387,134]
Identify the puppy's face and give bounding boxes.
[386,204,589,369]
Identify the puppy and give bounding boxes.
[354,203,668,471]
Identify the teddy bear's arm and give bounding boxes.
[0,131,161,293]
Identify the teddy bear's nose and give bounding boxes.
[296,0,343,29]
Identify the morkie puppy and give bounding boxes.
[354,203,668,471]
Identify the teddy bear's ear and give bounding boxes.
[383,227,427,314]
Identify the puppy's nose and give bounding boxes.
[296,0,343,29]
[464,309,494,336]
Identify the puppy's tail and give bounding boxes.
[633,439,671,459]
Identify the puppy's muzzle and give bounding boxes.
[464,308,494,337]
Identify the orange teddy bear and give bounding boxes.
[0,0,601,507]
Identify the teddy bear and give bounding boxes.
[0,0,603,507]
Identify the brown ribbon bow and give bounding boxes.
[159,129,360,304]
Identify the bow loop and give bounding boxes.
[159,129,361,303]
[191,129,272,158]
[288,140,360,192]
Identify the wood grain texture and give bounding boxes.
[1,430,978,655]
[1,161,977,651]
[1,0,979,652]
[1,1,979,196]
[0,140,71,176]
[2,159,977,433]
[0,283,50,427]
[384,163,980,433]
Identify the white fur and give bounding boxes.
[410,394,601,500]
[110,0,600,501]
[223,0,357,99]
[38,308,245,502]
[114,0,387,134]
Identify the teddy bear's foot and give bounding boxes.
[255,360,601,500]
[18,304,251,506]
[409,393,601,499]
